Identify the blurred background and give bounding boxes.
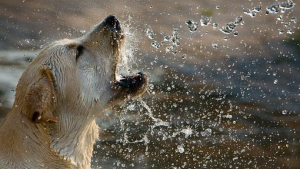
[0,0,299,168]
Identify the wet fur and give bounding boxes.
[0,16,147,169]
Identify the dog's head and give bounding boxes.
[16,15,148,123]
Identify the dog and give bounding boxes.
[0,15,148,169]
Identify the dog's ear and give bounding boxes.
[23,66,58,123]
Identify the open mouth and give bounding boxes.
[117,72,147,94]
[103,15,148,98]
[103,15,125,83]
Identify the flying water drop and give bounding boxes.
[146,27,154,39]
[186,19,198,32]
[200,16,212,26]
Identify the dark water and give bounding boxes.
[0,0,300,168]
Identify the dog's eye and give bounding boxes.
[76,45,84,60]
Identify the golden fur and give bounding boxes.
[0,15,147,169]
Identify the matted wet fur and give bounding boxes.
[0,15,148,169]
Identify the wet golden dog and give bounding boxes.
[0,15,147,169]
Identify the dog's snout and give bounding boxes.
[104,15,121,31]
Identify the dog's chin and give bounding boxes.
[110,72,148,104]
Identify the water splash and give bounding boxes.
[186,19,198,32]
[290,17,297,23]
[181,127,193,138]
[234,16,243,25]
[212,43,218,49]
[220,22,236,34]
[138,98,170,131]
[279,0,295,10]
[163,28,180,55]
[151,40,160,49]
[243,5,262,18]
[118,107,150,145]
[243,8,256,18]
[146,27,154,39]
[117,16,139,78]
[112,4,298,167]
[220,16,243,35]
[264,0,296,35]
[287,28,294,34]
[201,128,212,137]
[118,97,170,146]
[146,25,181,53]
[212,23,218,30]
[176,144,185,153]
[170,28,180,46]
[266,3,280,14]
[253,5,262,12]
[200,16,212,26]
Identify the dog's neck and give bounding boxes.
[0,108,72,168]
[50,108,99,169]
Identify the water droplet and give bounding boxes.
[200,16,211,26]
[277,15,282,21]
[234,16,243,25]
[243,8,256,18]
[223,114,232,118]
[186,19,198,32]
[279,29,284,35]
[220,22,236,34]
[127,104,136,111]
[254,5,262,12]
[282,110,288,115]
[171,28,180,46]
[163,35,170,42]
[181,127,193,138]
[80,29,86,34]
[146,27,154,39]
[266,4,280,14]
[166,86,171,91]
[212,23,218,30]
[290,17,297,23]
[151,40,160,49]
[280,0,295,10]
[149,84,154,90]
[212,43,218,49]
[177,144,185,153]
[201,128,212,137]
[287,28,294,34]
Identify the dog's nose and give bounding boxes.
[104,15,121,31]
